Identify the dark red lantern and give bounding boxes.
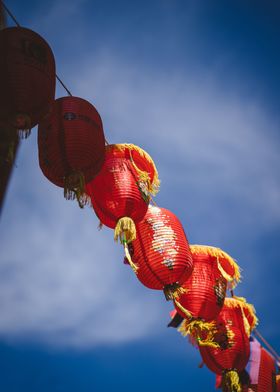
[175,245,241,347]
[85,144,160,271]
[128,205,193,298]
[199,297,256,392]
[38,96,105,206]
[0,27,55,138]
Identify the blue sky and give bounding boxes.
[0,0,280,390]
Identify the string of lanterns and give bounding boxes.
[0,3,279,391]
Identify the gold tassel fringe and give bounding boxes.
[14,114,32,139]
[190,245,241,288]
[178,319,220,348]
[123,242,138,274]
[106,143,160,196]
[222,370,241,392]
[230,295,259,336]
[163,285,186,301]
[114,217,137,244]
[63,171,91,208]
[173,299,193,319]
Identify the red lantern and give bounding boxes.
[215,338,275,392]
[277,375,280,392]
[175,245,241,347]
[38,96,105,206]
[0,27,55,138]
[199,297,257,392]
[128,205,193,298]
[85,144,160,270]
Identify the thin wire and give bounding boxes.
[1,0,72,96]
[254,329,280,364]
[230,289,280,366]
[55,74,72,97]
[1,0,20,26]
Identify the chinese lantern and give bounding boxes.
[175,245,241,347]
[85,144,160,271]
[199,297,257,392]
[277,375,280,392]
[215,338,276,392]
[0,27,56,138]
[128,205,193,298]
[38,96,105,206]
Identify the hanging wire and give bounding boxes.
[1,0,19,26]
[230,289,280,366]
[1,0,72,96]
[253,329,280,365]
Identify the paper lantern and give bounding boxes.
[38,96,105,206]
[0,27,55,138]
[215,338,276,391]
[128,205,193,298]
[199,297,257,392]
[85,144,160,270]
[175,245,240,347]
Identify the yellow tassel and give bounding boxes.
[163,285,186,301]
[114,217,137,244]
[222,370,241,392]
[190,245,241,288]
[216,259,238,289]
[178,319,220,348]
[105,143,160,196]
[14,113,32,139]
[123,242,138,274]
[63,171,90,208]
[173,299,193,319]
[114,218,138,273]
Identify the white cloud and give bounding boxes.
[0,3,279,347]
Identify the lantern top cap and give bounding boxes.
[190,245,241,287]
[105,143,160,196]
[224,296,258,334]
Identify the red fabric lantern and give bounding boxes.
[0,27,55,138]
[85,144,160,271]
[215,338,275,392]
[38,96,105,206]
[199,297,257,392]
[175,245,241,347]
[128,205,193,298]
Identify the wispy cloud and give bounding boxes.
[0,1,279,348]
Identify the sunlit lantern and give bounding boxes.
[199,297,257,392]
[175,245,241,347]
[128,205,193,298]
[38,96,105,206]
[0,27,55,138]
[215,337,276,391]
[85,144,160,271]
